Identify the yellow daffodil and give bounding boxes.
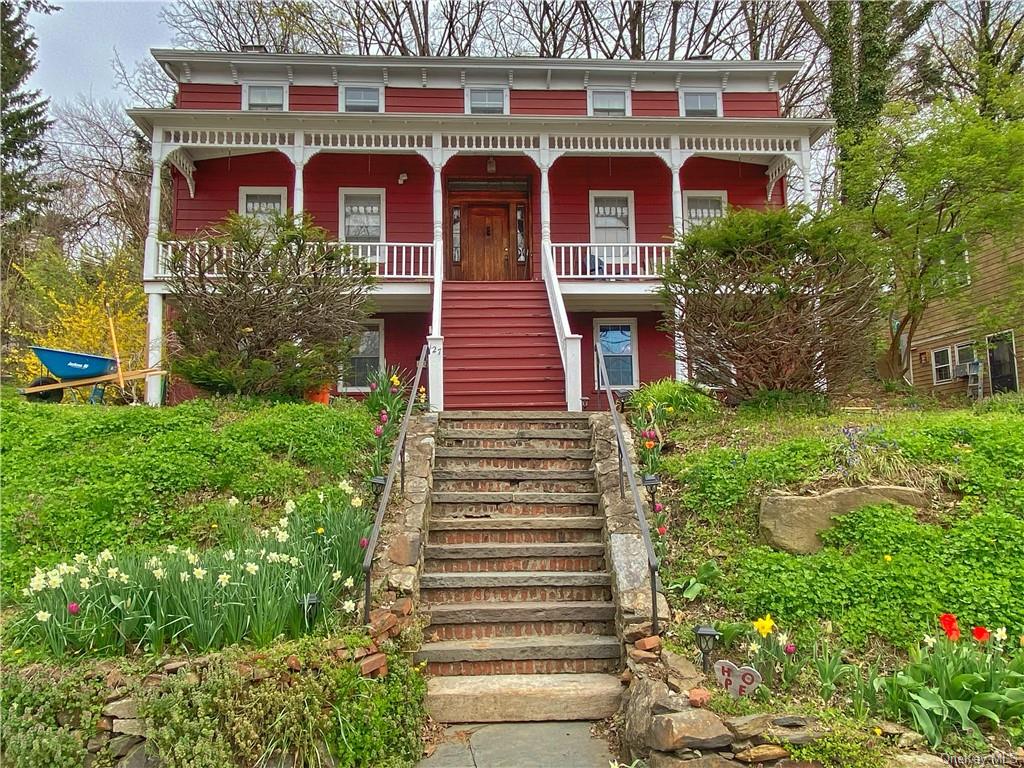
[753,614,775,637]
[316,527,325,535]
[884,554,892,562]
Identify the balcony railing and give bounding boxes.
[153,240,434,280]
[551,243,672,280]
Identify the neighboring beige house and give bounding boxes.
[907,240,1023,398]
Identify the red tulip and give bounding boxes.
[656,525,667,536]
[939,613,961,641]
[972,626,991,642]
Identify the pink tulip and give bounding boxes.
[369,382,378,392]
[379,412,389,424]
[68,602,80,615]
[654,502,664,513]
[389,386,399,395]
[373,425,383,437]
[784,643,797,656]
[359,537,369,549]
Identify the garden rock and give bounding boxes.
[724,713,774,740]
[735,743,789,762]
[618,676,667,761]
[109,735,143,758]
[650,688,691,715]
[662,649,703,691]
[648,709,733,751]
[386,532,420,566]
[760,485,930,554]
[103,697,140,719]
[112,718,147,737]
[762,720,825,746]
[892,755,950,768]
[119,743,160,768]
[648,754,739,768]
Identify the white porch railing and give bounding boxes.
[153,240,434,280]
[551,243,672,279]
[541,241,583,411]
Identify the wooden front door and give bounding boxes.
[447,189,531,280]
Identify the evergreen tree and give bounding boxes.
[1,0,54,227]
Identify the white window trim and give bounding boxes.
[241,82,289,111]
[682,190,728,229]
[985,329,1020,393]
[587,88,632,117]
[339,318,385,393]
[339,188,387,261]
[464,86,510,115]
[594,317,640,391]
[339,84,384,113]
[588,189,636,243]
[931,346,953,385]
[954,341,976,366]
[679,88,723,117]
[238,186,288,217]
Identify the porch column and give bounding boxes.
[539,161,552,250]
[145,293,164,406]
[670,164,683,234]
[143,137,164,282]
[427,150,445,411]
[290,136,306,218]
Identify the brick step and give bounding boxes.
[441,428,592,440]
[426,601,615,625]
[432,491,600,505]
[424,542,606,573]
[427,516,604,545]
[435,447,593,460]
[432,478,597,494]
[425,673,622,723]
[415,634,620,676]
[440,412,590,428]
[420,571,612,604]
[427,619,614,640]
[433,469,596,481]
[431,501,598,518]
[436,438,592,453]
[435,456,592,471]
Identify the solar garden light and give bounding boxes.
[694,625,721,673]
[300,593,321,630]
[642,473,661,511]
[370,475,387,504]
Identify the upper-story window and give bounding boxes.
[244,84,287,111]
[590,89,629,117]
[681,90,720,117]
[467,88,507,115]
[343,86,381,113]
[239,186,287,222]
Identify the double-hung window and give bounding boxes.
[595,318,639,390]
[467,88,506,114]
[955,342,976,368]
[238,187,287,223]
[340,189,385,261]
[681,90,720,117]
[590,192,634,245]
[590,90,628,116]
[343,321,384,391]
[343,86,381,112]
[932,347,953,384]
[683,191,727,228]
[245,84,286,111]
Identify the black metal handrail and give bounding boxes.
[595,343,660,634]
[362,343,429,624]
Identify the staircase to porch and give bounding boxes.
[418,412,622,723]
[441,281,566,411]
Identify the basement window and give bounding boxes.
[595,318,639,390]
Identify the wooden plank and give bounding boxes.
[18,368,165,394]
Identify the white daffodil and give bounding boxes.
[87,564,99,576]
[217,573,231,587]
[289,556,300,567]
[97,549,113,563]
[73,553,88,564]
[267,552,282,563]
[923,635,937,648]
[152,568,165,580]
[146,557,162,569]
[179,572,190,582]
[284,500,296,514]
[166,544,178,554]
[227,496,240,507]
[80,577,93,589]
[223,550,235,562]
[332,570,343,582]
[339,480,353,493]
[275,530,289,543]
[192,568,207,581]
[244,562,259,575]
[343,576,354,589]
[342,600,356,613]
[318,491,325,503]
[119,572,130,584]
[21,587,31,597]
[351,497,363,508]
[777,633,789,648]
[35,610,51,622]
[748,641,761,656]
[994,627,1008,643]
[186,552,199,565]
[106,567,120,579]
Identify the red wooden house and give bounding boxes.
[131,49,829,410]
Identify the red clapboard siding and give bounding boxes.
[303,153,433,240]
[176,83,242,110]
[549,156,672,243]
[510,90,587,115]
[442,155,544,278]
[682,156,781,208]
[386,87,465,113]
[289,85,338,111]
[631,91,679,117]
[172,152,294,234]
[570,311,675,409]
[722,92,780,117]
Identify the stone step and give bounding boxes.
[417,634,621,675]
[426,601,616,625]
[435,447,594,460]
[436,455,593,471]
[431,501,598,518]
[421,571,612,604]
[427,516,604,545]
[439,436,593,451]
[424,542,607,573]
[432,491,600,505]
[425,673,622,723]
[433,478,597,494]
[440,428,592,440]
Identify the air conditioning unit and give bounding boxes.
[953,363,971,378]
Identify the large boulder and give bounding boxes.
[618,677,668,762]
[760,486,930,554]
[647,709,733,751]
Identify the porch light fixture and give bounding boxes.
[486,156,496,174]
[300,593,321,629]
[397,173,408,185]
[694,625,720,672]
[642,473,661,511]
[370,475,387,504]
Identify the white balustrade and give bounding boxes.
[154,240,434,280]
[551,243,672,279]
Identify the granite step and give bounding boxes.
[416,634,621,675]
[427,516,605,545]
[424,542,607,573]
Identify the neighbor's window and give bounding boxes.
[345,322,384,391]
[955,342,977,367]
[682,91,719,117]
[591,193,633,244]
[468,88,505,114]
[344,86,380,113]
[596,320,639,389]
[340,191,384,243]
[591,90,627,117]
[932,347,953,384]
[246,85,285,111]
[684,193,726,226]
[239,187,286,223]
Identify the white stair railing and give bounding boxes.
[541,240,583,411]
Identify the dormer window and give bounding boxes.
[682,91,720,117]
[343,86,381,113]
[244,84,286,111]
[590,90,629,117]
[467,88,506,115]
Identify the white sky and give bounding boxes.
[28,0,172,106]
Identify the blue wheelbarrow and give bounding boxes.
[19,346,164,404]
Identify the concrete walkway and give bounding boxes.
[418,722,616,768]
